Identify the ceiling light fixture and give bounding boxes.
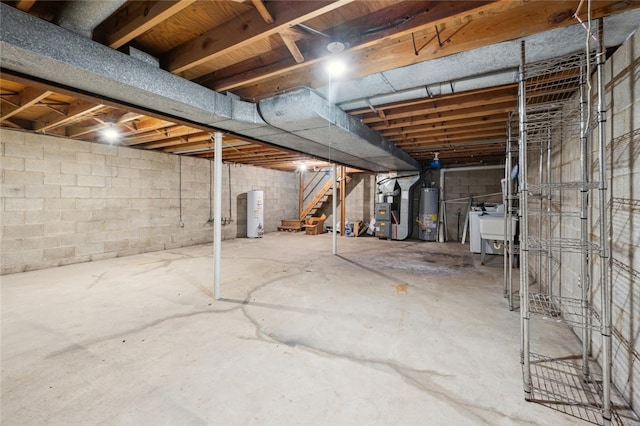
[327,40,345,54]
[100,125,121,144]
[296,163,308,172]
[325,57,347,77]
[429,152,441,169]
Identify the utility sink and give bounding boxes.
[478,214,517,241]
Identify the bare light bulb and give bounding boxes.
[325,58,346,77]
[100,126,121,143]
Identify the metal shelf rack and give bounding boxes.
[515,20,616,425]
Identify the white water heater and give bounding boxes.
[247,190,264,238]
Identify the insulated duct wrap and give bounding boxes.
[259,89,420,171]
[0,4,419,173]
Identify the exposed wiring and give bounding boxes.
[574,0,599,131]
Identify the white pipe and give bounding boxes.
[438,169,445,242]
[438,165,503,243]
[440,165,504,173]
[213,132,223,300]
[332,163,337,255]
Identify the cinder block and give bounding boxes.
[76,198,106,210]
[61,186,91,198]
[91,252,118,261]
[44,173,76,185]
[44,221,76,235]
[25,209,61,224]
[76,220,106,233]
[92,164,116,177]
[117,146,141,159]
[91,209,119,220]
[3,170,44,185]
[4,143,43,159]
[25,185,60,198]
[77,175,105,187]
[0,210,24,226]
[61,162,91,176]
[0,184,24,198]
[130,158,154,170]
[1,157,25,171]
[104,240,130,252]
[1,249,44,268]
[5,198,44,211]
[55,138,91,153]
[1,238,23,253]
[77,152,104,165]
[44,246,75,260]
[25,159,60,173]
[62,209,91,221]
[105,199,130,209]
[75,242,104,256]
[2,224,44,238]
[43,147,77,163]
[91,143,118,156]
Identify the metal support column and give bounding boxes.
[507,113,515,311]
[546,126,552,300]
[596,20,611,424]
[332,163,337,255]
[213,132,222,300]
[519,40,532,400]
[579,55,591,380]
[339,166,346,236]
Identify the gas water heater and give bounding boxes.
[418,187,439,241]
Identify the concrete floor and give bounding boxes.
[0,233,604,425]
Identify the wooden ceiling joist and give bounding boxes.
[163,0,353,75]
[35,101,104,132]
[1,87,52,121]
[94,0,198,49]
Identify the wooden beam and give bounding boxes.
[94,0,197,49]
[226,0,640,99]
[162,0,352,74]
[380,114,508,137]
[360,91,516,125]
[370,101,515,131]
[212,0,496,92]
[123,125,199,145]
[347,84,517,115]
[35,101,104,132]
[299,171,304,219]
[280,30,305,64]
[0,87,52,121]
[15,0,36,12]
[387,123,507,141]
[251,0,274,23]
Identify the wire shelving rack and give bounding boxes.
[511,20,619,425]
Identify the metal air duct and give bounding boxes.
[54,0,127,38]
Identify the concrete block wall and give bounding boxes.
[527,29,639,413]
[342,173,375,224]
[442,168,504,242]
[227,162,298,237]
[1,129,298,274]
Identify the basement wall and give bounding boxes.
[442,168,504,242]
[528,29,639,413]
[0,129,298,274]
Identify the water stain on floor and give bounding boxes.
[392,284,408,293]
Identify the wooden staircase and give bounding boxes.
[299,168,350,221]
